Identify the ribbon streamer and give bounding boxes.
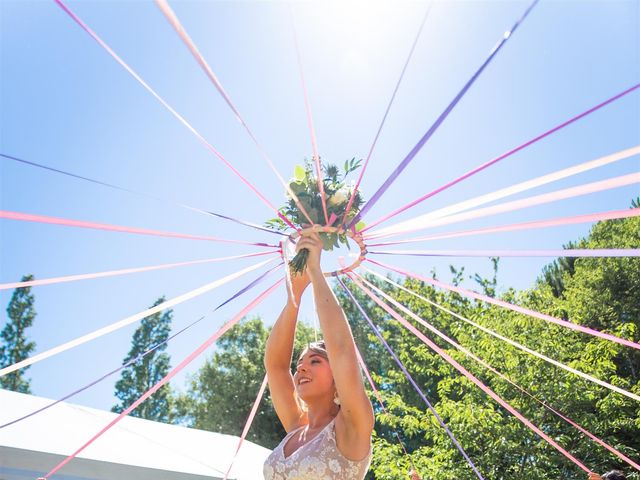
[0,257,278,377]
[370,259,640,353]
[367,145,640,239]
[350,0,540,229]
[1,315,205,430]
[39,278,283,479]
[214,263,283,310]
[0,153,286,237]
[347,273,591,473]
[155,0,315,227]
[370,248,640,258]
[354,345,420,475]
[363,84,640,233]
[368,208,640,247]
[53,0,297,231]
[223,374,269,480]
[366,172,640,240]
[2,264,280,430]
[289,4,329,225]
[336,276,485,479]
[359,269,640,472]
[0,210,279,247]
[0,251,277,291]
[365,265,640,402]
[340,3,433,228]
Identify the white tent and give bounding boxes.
[0,389,271,480]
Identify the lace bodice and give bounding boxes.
[263,418,371,480]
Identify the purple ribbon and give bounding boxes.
[0,265,281,430]
[340,3,433,228]
[0,152,285,237]
[349,0,540,229]
[214,263,283,310]
[336,275,484,480]
[369,249,640,258]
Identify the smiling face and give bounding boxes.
[293,345,336,404]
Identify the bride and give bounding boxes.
[263,229,374,479]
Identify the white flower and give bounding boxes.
[276,462,285,473]
[328,186,350,207]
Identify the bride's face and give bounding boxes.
[293,349,335,402]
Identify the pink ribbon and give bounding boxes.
[53,0,297,231]
[347,273,591,473]
[1,257,279,377]
[223,374,269,480]
[0,210,279,247]
[340,4,433,228]
[40,279,283,479]
[354,345,419,474]
[367,208,640,247]
[289,5,329,225]
[355,271,639,472]
[370,248,640,258]
[0,251,277,290]
[337,275,484,479]
[370,259,640,352]
[367,145,640,239]
[363,266,640,402]
[366,172,640,240]
[362,83,640,233]
[155,0,314,227]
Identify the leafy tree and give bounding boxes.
[112,297,173,422]
[0,274,36,393]
[334,214,639,479]
[177,316,317,448]
[177,213,639,479]
[538,241,578,299]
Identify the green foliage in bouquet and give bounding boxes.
[266,158,366,274]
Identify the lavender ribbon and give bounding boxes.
[0,152,285,236]
[336,275,484,480]
[349,0,540,229]
[0,264,281,430]
[369,249,640,258]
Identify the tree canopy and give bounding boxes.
[112,296,174,422]
[0,274,37,393]
[175,214,639,479]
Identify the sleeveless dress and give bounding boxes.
[263,417,371,480]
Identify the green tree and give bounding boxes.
[334,214,639,479]
[0,274,36,393]
[178,316,317,448]
[112,297,173,422]
[538,241,578,299]
[176,213,639,479]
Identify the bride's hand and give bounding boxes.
[288,268,310,305]
[296,228,323,275]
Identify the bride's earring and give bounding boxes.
[333,391,341,406]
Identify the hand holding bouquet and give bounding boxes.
[266,158,365,274]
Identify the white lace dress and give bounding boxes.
[263,418,371,480]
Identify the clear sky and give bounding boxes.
[1,0,638,415]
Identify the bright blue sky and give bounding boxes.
[1,0,638,415]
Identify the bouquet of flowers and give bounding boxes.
[266,158,365,274]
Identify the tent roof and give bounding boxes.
[0,389,271,480]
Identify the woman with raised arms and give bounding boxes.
[263,229,374,479]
